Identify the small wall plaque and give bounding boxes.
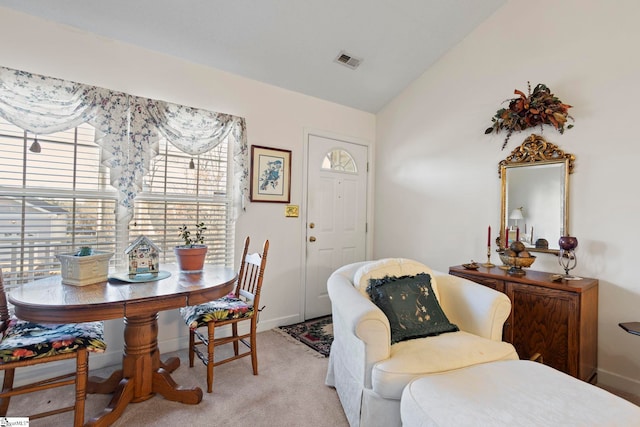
[285,205,299,217]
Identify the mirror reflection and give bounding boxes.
[499,134,574,254]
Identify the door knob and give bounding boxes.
[309,236,316,242]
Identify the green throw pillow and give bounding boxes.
[367,273,459,344]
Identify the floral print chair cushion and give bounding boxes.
[0,318,106,362]
[181,294,254,330]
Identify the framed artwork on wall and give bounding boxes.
[250,145,292,203]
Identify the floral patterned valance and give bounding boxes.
[0,66,248,222]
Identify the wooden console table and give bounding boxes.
[449,265,598,383]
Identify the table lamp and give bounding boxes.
[509,207,524,230]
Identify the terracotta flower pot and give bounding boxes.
[174,245,208,272]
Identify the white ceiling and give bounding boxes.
[0,0,505,113]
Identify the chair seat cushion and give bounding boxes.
[180,295,254,330]
[371,330,519,399]
[0,318,106,362]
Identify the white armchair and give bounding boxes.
[325,259,518,427]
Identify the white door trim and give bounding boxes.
[299,128,375,321]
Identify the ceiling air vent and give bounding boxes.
[334,51,362,70]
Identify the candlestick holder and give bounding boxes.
[482,246,495,267]
[496,236,510,270]
[558,236,581,280]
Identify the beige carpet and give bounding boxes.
[5,329,349,426]
[4,329,639,426]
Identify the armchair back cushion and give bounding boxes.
[354,258,440,301]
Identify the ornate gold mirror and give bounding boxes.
[499,134,575,254]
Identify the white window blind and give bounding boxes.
[0,118,118,288]
[0,118,235,288]
[131,138,234,266]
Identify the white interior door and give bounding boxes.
[304,134,368,319]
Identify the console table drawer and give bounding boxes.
[457,273,505,293]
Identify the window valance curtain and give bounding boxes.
[0,66,249,222]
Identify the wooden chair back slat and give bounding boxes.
[236,239,269,311]
[235,237,250,297]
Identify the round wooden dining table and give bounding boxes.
[8,264,236,427]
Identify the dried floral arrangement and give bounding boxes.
[485,82,574,149]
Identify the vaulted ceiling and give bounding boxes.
[0,0,505,112]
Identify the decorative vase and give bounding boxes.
[558,236,578,251]
[558,236,579,279]
[174,245,208,272]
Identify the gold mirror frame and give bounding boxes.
[499,134,575,254]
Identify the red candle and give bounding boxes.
[487,226,491,247]
[516,227,520,242]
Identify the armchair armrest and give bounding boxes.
[433,272,511,341]
[327,262,391,388]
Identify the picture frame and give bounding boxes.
[250,145,292,203]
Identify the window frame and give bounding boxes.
[0,119,235,288]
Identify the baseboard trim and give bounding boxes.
[597,367,640,398]
[258,314,301,331]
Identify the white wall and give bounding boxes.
[0,8,375,373]
[376,0,640,395]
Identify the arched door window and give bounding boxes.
[321,149,357,173]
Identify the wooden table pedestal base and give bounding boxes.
[85,313,203,427]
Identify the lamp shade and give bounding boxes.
[509,208,524,220]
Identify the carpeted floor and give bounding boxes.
[277,315,333,357]
[4,329,349,426]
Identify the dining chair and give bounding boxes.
[180,236,269,392]
[0,268,106,426]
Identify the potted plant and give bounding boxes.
[174,222,208,272]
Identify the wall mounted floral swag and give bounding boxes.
[485,82,574,150]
